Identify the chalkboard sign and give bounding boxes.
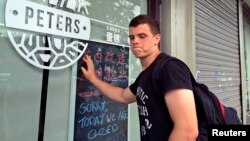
[74,41,129,141]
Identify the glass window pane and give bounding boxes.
[0,1,147,141]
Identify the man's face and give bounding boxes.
[128,23,160,58]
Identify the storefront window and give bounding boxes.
[0,0,146,141]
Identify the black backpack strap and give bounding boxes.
[153,53,174,80]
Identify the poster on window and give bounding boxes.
[74,41,129,141]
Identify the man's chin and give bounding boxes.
[133,54,141,58]
[133,55,146,60]
[132,52,142,58]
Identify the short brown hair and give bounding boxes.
[129,14,160,35]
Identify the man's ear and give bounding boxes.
[154,34,161,44]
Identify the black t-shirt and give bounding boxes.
[129,53,193,141]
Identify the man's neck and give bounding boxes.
[140,51,161,70]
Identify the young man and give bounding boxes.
[81,14,198,141]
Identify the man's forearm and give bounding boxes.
[90,77,128,103]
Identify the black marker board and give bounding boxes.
[74,41,129,141]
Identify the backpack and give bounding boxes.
[154,53,242,141]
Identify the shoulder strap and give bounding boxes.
[155,53,178,69]
[156,53,173,65]
[152,53,175,84]
[157,53,197,83]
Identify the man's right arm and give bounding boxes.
[81,55,136,104]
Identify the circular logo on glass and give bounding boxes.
[5,0,90,70]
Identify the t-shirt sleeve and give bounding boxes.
[129,82,137,95]
[159,59,193,94]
